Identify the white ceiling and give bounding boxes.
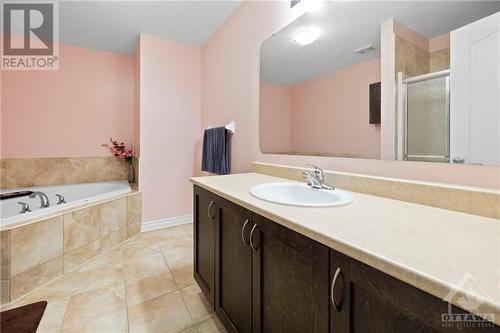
[260,1,500,85]
[58,1,241,55]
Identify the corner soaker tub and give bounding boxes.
[0,181,131,228]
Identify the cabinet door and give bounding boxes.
[193,186,216,308]
[215,198,253,333]
[253,214,330,333]
[329,249,500,333]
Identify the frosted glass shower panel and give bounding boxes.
[406,76,449,161]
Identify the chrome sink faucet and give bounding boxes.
[303,164,334,190]
[29,191,50,208]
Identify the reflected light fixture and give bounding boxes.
[293,27,321,45]
[291,0,323,12]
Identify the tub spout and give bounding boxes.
[29,191,50,208]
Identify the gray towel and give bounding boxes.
[202,127,231,175]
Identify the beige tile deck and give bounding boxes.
[0,224,225,333]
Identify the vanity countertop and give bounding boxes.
[191,172,500,325]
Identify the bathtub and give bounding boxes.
[1,181,131,227]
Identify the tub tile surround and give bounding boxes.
[63,206,100,252]
[101,197,128,236]
[0,156,132,189]
[0,192,142,303]
[252,162,500,219]
[10,216,64,277]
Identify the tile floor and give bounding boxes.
[1,224,226,333]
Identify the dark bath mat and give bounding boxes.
[1,301,47,333]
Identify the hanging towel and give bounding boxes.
[202,127,231,175]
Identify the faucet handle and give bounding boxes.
[18,202,31,214]
[55,194,66,205]
[307,164,323,180]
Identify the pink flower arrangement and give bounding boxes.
[102,138,133,164]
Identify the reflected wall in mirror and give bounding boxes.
[259,1,500,165]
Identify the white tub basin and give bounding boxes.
[250,182,354,207]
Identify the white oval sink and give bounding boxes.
[250,182,354,207]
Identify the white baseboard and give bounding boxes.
[141,214,193,232]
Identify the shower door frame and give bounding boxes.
[402,69,451,163]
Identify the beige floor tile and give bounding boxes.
[121,251,168,280]
[104,239,160,263]
[161,242,193,268]
[170,262,196,289]
[3,226,207,333]
[125,269,178,306]
[140,224,193,249]
[70,266,124,295]
[62,281,126,331]
[180,284,213,321]
[128,291,193,333]
[61,309,128,333]
[36,297,70,333]
[180,315,226,333]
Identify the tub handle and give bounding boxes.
[55,194,66,205]
[18,202,31,214]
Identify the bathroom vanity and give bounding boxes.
[192,173,500,333]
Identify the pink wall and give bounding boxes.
[259,81,291,152]
[138,34,201,222]
[202,1,500,189]
[290,58,381,158]
[1,43,134,158]
[133,39,141,157]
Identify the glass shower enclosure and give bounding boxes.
[396,70,450,163]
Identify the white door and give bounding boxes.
[450,12,500,166]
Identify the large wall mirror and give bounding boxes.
[259,1,500,165]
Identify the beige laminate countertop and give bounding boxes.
[191,173,500,325]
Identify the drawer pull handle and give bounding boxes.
[249,224,259,250]
[207,201,215,221]
[331,267,344,312]
[241,219,250,246]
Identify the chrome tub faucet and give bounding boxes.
[29,191,50,208]
[303,164,334,190]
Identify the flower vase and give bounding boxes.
[128,162,135,184]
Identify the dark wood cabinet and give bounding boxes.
[193,186,217,308]
[193,185,499,333]
[253,214,330,333]
[216,198,254,333]
[330,249,499,333]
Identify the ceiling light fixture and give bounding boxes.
[354,44,375,54]
[293,27,321,46]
